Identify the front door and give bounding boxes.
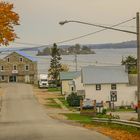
[9,76,17,82]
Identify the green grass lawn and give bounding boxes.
[47,87,61,92]
[58,97,69,107]
[63,113,140,134]
[63,113,93,123]
[46,98,61,108]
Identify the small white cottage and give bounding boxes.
[60,71,81,95]
[81,65,137,107]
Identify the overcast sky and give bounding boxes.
[6,0,140,47]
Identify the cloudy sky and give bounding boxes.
[7,0,140,47]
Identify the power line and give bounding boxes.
[11,17,136,49]
[57,17,136,44]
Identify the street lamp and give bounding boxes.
[59,12,140,121]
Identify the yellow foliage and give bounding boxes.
[0,1,19,46]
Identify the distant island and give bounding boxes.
[17,40,137,53]
[37,44,95,56]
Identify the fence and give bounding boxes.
[92,118,140,128]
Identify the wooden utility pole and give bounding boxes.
[60,12,140,120]
[136,12,140,121]
[74,53,78,71]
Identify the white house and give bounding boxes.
[81,65,137,107]
[60,71,81,95]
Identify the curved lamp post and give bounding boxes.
[59,12,140,121]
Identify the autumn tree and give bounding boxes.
[0,1,19,46]
[48,43,62,85]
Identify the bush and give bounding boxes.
[102,109,107,115]
[66,92,83,107]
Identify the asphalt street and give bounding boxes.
[0,83,111,140]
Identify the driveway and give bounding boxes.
[0,83,111,140]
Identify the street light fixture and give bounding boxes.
[59,12,140,121]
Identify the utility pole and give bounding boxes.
[136,12,140,121]
[59,12,140,121]
[74,53,78,71]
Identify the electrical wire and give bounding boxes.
[11,17,136,49]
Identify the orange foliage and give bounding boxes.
[0,1,19,46]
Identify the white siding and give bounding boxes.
[84,83,137,106]
[74,76,84,91]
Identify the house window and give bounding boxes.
[71,87,74,91]
[96,84,101,90]
[7,58,10,62]
[1,75,4,81]
[19,57,23,62]
[25,65,29,71]
[111,84,117,90]
[1,66,4,71]
[13,65,17,70]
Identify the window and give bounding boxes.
[96,84,101,90]
[7,58,10,62]
[19,57,23,62]
[13,65,17,70]
[111,84,117,90]
[1,75,4,81]
[25,65,29,71]
[71,87,74,91]
[110,91,117,102]
[1,66,4,70]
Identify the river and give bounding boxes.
[25,48,137,74]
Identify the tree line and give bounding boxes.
[37,44,95,56]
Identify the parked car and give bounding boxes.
[82,98,93,109]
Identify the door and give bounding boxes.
[25,75,30,83]
[9,76,17,82]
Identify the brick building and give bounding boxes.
[0,51,37,84]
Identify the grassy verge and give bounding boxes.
[63,113,93,123]
[63,113,140,135]
[58,97,79,111]
[58,97,69,108]
[47,87,61,92]
[45,98,61,108]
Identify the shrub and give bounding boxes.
[102,109,107,115]
[66,92,83,107]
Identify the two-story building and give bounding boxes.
[81,65,137,107]
[0,51,37,84]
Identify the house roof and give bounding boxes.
[82,65,129,84]
[60,71,81,80]
[15,51,37,62]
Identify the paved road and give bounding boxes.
[0,83,111,140]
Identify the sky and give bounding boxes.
[6,0,140,47]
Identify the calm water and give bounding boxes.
[0,48,137,74]
[26,48,137,74]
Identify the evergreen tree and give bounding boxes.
[48,43,62,84]
[121,55,137,74]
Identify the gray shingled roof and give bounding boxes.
[82,65,128,84]
[60,71,81,80]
